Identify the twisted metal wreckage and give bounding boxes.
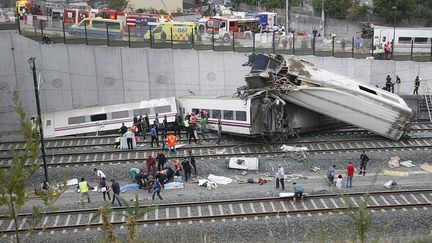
[236,53,413,141]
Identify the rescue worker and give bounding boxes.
[77,177,91,204]
[144,114,150,132]
[292,182,304,204]
[325,165,336,186]
[181,157,192,182]
[119,123,128,135]
[413,76,420,94]
[150,125,159,147]
[183,117,190,139]
[109,179,122,206]
[166,133,177,153]
[359,151,369,176]
[161,30,167,43]
[140,116,148,140]
[100,177,110,202]
[199,116,208,139]
[156,151,167,171]
[146,155,157,176]
[152,178,163,200]
[216,119,222,145]
[163,115,168,135]
[174,114,183,138]
[188,150,197,175]
[385,75,392,92]
[395,75,401,93]
[174,159,182,176]
[125,129,134,149]
[275,165,285,190]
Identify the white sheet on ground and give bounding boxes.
[279,192,295,197]
[281,145,309,152]
[208,174,233,185]
[400,160,415,167]
[228,157,259,170]
[164,182,184,189]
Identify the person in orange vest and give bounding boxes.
[166,133,177,153]
[191,113,197,125]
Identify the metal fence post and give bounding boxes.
[272,31,275,54]
[410,40,413,61]
[106,25,109,46]
[293,35,296,55]
[17,7,21,35]
[150,26,153,48]
[40,20,44,37]
[430,43,432,62]
[352,37,354,58]
[253,32,255,52]
[212,29,215,51]
[312,36,316,55]
[128,26,131,48]
[371,39,374,57]
[191,28,194,48]
[62,21,66,44]
[84,20,88,45]
[391,39,395,60]
[232,31,235,52]
[332,36,335,57]
[170,27,173,48]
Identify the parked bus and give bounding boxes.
[372,25,432,53]
[206,16,259,42]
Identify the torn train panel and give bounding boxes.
[241,53,413,141]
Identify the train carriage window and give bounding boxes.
[414,37,428,44]
[211,110,221,119]
[133,108,150,116]
[154,105,171,114]
[192,108,199,115]
[46,120,52,126]
[223,110,234,120]
[235,111,247,121]
[90,113,107,122]
[112,110,129,119]
[68,116,86,125]
[359,86,377,95]
[398,37,412,44]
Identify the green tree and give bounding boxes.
[312,0,354,19]
[0,91,67,242]
[373,0,417,23]
[108,0,130,11]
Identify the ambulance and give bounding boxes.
[144,21,195,43]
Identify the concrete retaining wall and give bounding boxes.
[1,30,431,132]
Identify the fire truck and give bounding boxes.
[64,9,90,25]
[206,16,259,42]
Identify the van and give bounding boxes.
[145,21,195,43]
[68,17,123,39]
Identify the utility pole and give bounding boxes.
[28,57,49,189]
[321,0,325,36]
[285,0,289,32]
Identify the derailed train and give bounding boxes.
[41,53,412,140]
[238,53,413,141]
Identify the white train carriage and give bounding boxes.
[372,25,432,53]
[280,58,413,141]
[42,97,177,138]
[177,96,253,135]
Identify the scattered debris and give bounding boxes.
[66,179,78,186]
[228,157,259,170]
[311,166,320,172]
[383,170,409,177]
[285,174,308,182]
[208,174,233,185]
[388,156,400,168]
[400,160,415,168]
[239,170,248,176]
[198,179,217,190]
[420,163,432,173]
[384,180,397,189]
[164,182,184,190]
[281,145,309,152]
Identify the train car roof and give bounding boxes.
[178,95,243,100]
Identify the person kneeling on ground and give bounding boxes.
[292,182,304,204]
[135,169,148,189]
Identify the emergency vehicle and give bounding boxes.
[206,16,259,42]
[64,9,90,24]
[247,12,277,32]
[125,14,159,36]
[68,17,123,39]
[145,21,195,43]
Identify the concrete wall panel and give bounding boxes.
[67,45,98,108]
[0,32,17,114]
[121,48,150,102]
[94,47,124,105]
[147,49,175,98]
[173,50,199,96]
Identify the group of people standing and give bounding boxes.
[383,75,422,95]
[325,151,370,189]
[77,169,122,206]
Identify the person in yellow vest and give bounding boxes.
[183,117,190,139]
[77,177,92,204]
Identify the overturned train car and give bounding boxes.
[239,53,413,141]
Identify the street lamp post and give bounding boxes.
[28,57,49,189]
[392,6,397,59]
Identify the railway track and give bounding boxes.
[1,122,431,153]
[0,136,432,168]
[0,189,431,235]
